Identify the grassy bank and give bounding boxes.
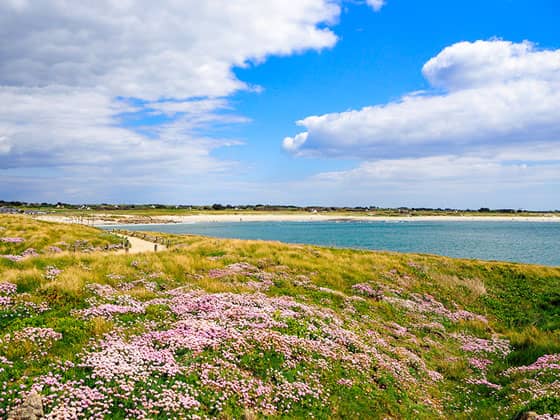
[0,215,559,418]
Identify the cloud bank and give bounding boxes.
[284,40,560,159]
[282,40,560,207]
[0,0,342,201]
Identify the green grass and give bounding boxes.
[0,215,559,419]
[0,214,121,256]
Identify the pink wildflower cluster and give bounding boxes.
[1,254,23,262]
[337,378,354,386]
[1,327,62,361]
[246,279,274,291]
[86,283,117,298]
[207,262,257,278]
[455,334,510,357]
[0,285,49,318]
[512,378,560,409]
[386,293,488,323]
[291,274,312,287]
[207,262,277,290]
[5,286,449,417]
[79,279,169,319]
[0,282,17,295]
[21,248,39,257]
[75,294,145,319]
[46,245,63,253]
[0,355,13,373]
[387,322,408,337]
[119,279,158,292]
[82,333,183,380]
[45,266,62,280]
[468,357,493,371]
[465,377,502,390]
[0,237,24,243]
[26,371,201,419]
[1,248,39,262]
[351,283,383,299]
[1,327,62,346]
[505,354,560,375]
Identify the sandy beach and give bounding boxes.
[35,213,560,226]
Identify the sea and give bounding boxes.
[103,220,560,266]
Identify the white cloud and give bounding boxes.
[281,39,560,208]
[422,40,560,90]
[0,0,339,99]
[0,0,343,199]
[0,86,237,173]
[313,156,541,184]
[277,155,560,208]
[283,40,560,160]
[366,0,386,12]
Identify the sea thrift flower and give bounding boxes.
[86,283,117,297]
[466,378,502,390]
[0,237,24,243]
[351,283,382,299]
[21,248,39,257]
[207,262,258,279]
[4,287,453,417]
[505,354,560,375]
[337,378,353,386]
[1,327,62,361]
[1,255,23,262]
[455,334,510,357]
[45,266,62,280]
[386,294,488,324]
[0,282,17,295]
[468,357,493,370]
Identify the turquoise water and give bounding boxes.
[104,221,560,266]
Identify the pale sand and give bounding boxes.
[151,214,560,224]
[115,234,166,254]
[36,213,560,225]
[37,213,560,226]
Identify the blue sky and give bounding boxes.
[1,1,559,208]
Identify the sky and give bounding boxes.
[1,0,559,209]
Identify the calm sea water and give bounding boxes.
[104,221,560,266]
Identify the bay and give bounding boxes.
[103,220,560,266]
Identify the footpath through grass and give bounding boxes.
[0,215,559,419]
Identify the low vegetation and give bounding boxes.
[0,215,558,419]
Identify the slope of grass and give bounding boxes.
[0,215,121,257]
[0,217,559,419]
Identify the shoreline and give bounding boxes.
[35,213,560,226]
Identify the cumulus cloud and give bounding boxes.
[422,40,560,90]
[283,40,560,160]
[0,0,344,200]
[0,0,340,99]
[0,86,239,177]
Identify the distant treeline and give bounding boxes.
[0,200,558,214]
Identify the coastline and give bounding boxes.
[35,213,560,226]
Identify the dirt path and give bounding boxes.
[117,234,167,254]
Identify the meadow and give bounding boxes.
[0,214,559,419]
